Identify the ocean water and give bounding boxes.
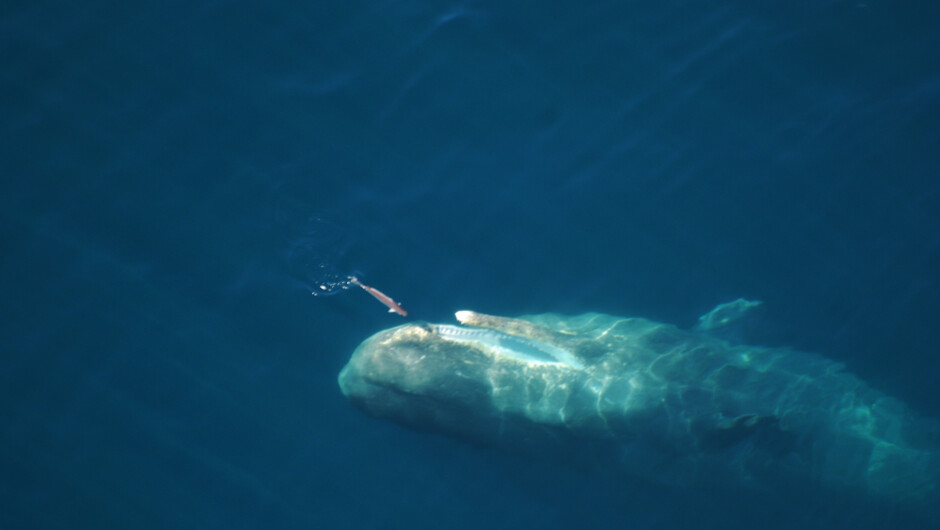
[2,1,939,528]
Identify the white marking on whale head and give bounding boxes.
[434,324,584,370]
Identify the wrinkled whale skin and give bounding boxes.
[338,310,940,517]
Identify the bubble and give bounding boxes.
[286,216,355,295]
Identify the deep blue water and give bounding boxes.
[2,1,939,528]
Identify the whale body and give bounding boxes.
[338,308,939,520]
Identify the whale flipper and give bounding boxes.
[693,413,794,454]
[696,299,764,331]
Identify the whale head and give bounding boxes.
[338,317,593,446]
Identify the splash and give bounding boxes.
[285,216,357,295]
[309,275,354,297]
